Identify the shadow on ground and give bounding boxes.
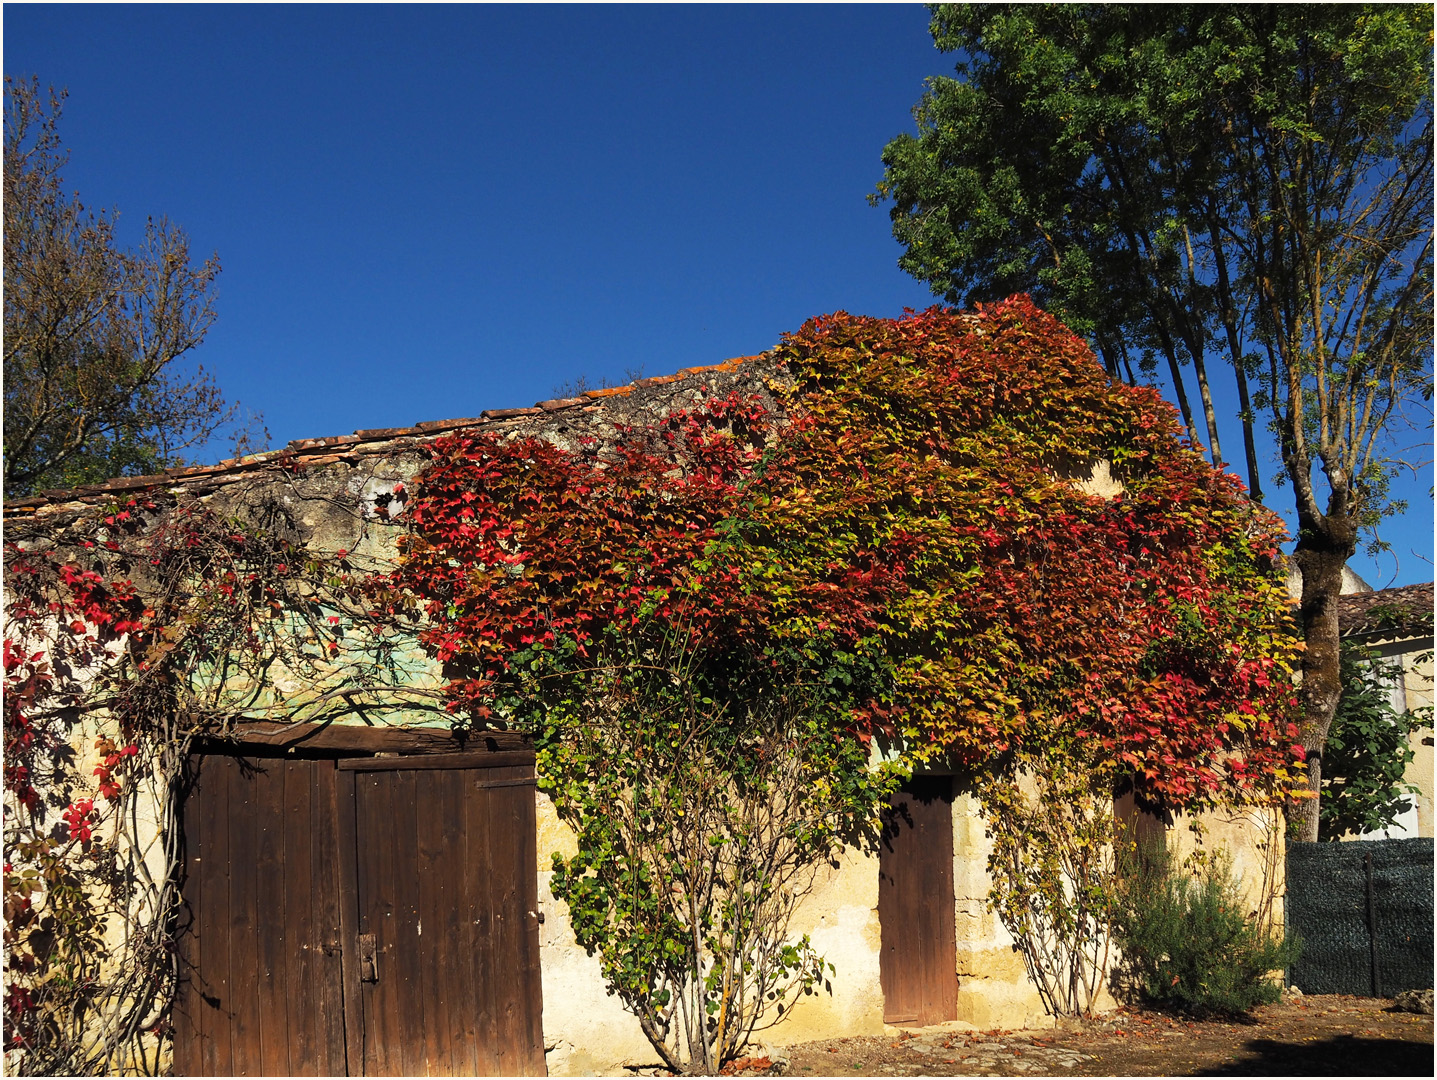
[1196,1033,1433,1076]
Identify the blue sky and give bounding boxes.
[6,4,1431,586]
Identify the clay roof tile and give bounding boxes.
[1338,582,1435,640]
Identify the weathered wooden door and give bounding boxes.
[342,755,544,1076]
[878,775,958,1027]
[173,754,348,1076]
[174,735,545,1076]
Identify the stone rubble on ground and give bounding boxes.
[1393,989,1434,1016]
[871,1030,1096,1076]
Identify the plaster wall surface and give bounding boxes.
[1165,805,1286,929]
[534,792,889,1076]
[949,788,1053,1031]
[1399,647,1434,839]
[533,793,653,1075]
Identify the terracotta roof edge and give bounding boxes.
[1,350,770,513]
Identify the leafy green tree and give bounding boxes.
[1318,642,1432,840]
[874,4,1433,839]
[3,77,263,497]
[535,627,898,1074]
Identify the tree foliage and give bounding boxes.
[396,300,1305,805]
[538,630,893,1073]
[874,4,1433,840]
[3,77,263,498]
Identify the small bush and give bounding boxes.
[1111,846,1298,1015]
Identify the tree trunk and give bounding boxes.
[1231,360,1263,503]
[1288,514,1358,842]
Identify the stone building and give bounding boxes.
[4,340,1288,1076]
[1337,582,1435,840]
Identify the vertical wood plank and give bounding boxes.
[254,761,290,1076]
[494,781,523,1074]
[334,765,364,1077]
[470,764,545,1076]
[467,776,496,1076]
[354,771,382,1075]
[416,771,447,1075]
[282,761,316,1075]
[515,778,545,1075]
[447,767,480,1077]
[920,776,956,1025]
[913,784,934,1025]
[203,755,234,1077]
[357,770,401,1075]
[432,769,467,1075]
[879,777,957,1027]
[391,769,425,1076]
[228,757,263,1075]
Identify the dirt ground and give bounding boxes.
[771,995,1433,1077]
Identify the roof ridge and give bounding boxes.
[2,353,769,516]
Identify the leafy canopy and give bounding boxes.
[387,299,1308,1059]
[3,77,264,497]
[388,299,1307,1062]
[397,298,1305,818]
[875,5,1432,515]
[1319,642,1433,840]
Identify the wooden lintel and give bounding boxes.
[336,751,535,772]
[195,720,532,756]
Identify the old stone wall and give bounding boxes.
[3,357,783,1074]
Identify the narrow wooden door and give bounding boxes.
[878,775,958,1026]
[173,754,348,1076]
[341,755,545,1077]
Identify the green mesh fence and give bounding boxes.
[1286,838,1433,997]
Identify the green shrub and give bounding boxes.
[1320,642,1432,840]
[1111,846,1298,1015]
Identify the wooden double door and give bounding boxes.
[878,775,958,1027]
[173,737,545,1076]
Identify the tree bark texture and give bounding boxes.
[1289,514,1358,842]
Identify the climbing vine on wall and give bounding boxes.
[397,297,1304,797]
[392,296,1306,1056]
[1,486,419,1075]
[2,296,1307,1071]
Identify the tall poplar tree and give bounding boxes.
[874,5,1433,839]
